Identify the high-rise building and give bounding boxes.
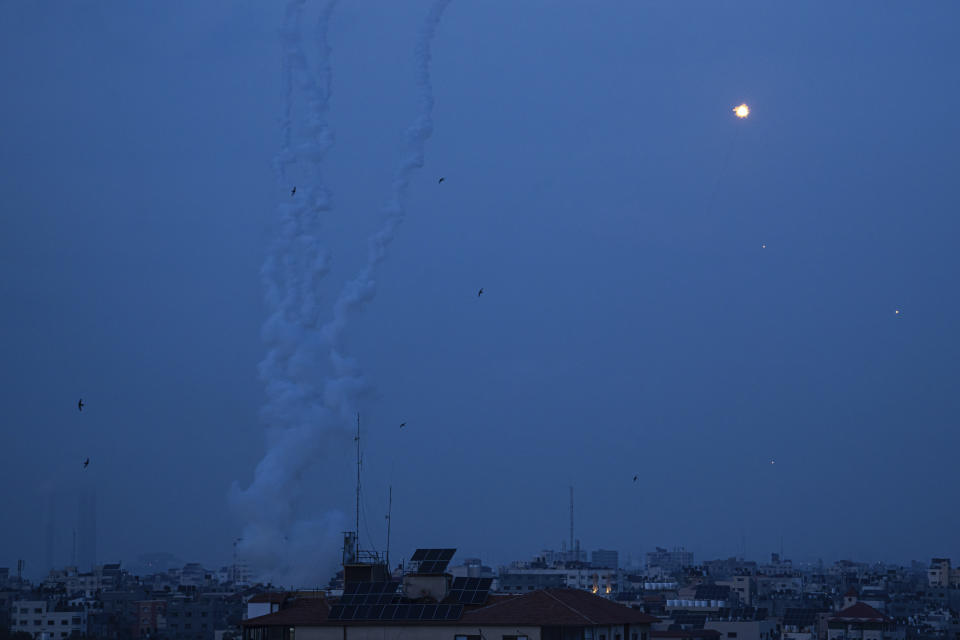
[591,549,619,569]
[44,493,56,573]
[929,558,951,587]
[646,546,693,574]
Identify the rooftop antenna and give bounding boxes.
[569,486,574,558]
[232,537,242,581]
[355,412,361,558]
[385,486,393,570]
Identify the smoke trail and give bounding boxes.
[322,0,453,350]
[230,0,344,585]
[231,0,453,587]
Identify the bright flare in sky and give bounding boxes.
[734,103,750,118]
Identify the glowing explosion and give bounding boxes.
[734,103,750,118]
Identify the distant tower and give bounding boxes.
[44,493,56,573]
[77,489,96,570]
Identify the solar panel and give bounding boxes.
[410,548,456,574]
[335,596,464,622]
[355,605,373,619]
[339,581,399,606]
[447,576,492,604]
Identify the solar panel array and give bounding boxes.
[447,577,493,605]
[328,603,464,622]
[338,581,400,606]
[410,548,456,574]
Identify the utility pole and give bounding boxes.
[355,413,361,558]
[232,538,242,582]
[386,486,393,570]
[569,486,574,561]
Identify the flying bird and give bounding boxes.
[633,475,638,482]
[291,186,296,196]
[478,288,484,297]
[78,399,84,412]
[83,458,90,469]
[400,422,406,429]
[438,177,445,184]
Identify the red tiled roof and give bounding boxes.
[242,597,330,627]
[247,592,287,604]
[460,589,660,627]
[243,589,659,629]
[829,602,889,622]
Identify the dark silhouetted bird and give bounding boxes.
[83,458,90,469]
[400,422,406,428]
[438,177,445,184]
[78,399,84,412]
[478,288,484,297]
[291,186,296,196]
[633,475,638,482]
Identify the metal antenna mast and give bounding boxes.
[569,486,574,556]
[355,413,361,557]
[386,486,393,570]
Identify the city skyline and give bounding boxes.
[2,0,960,585]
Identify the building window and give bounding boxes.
[729,634,738,638]
[454,636,481,640]
[61,620,68,625]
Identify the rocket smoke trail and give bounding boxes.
[231,0,452,587]
[321,0,453,352]
[229,0,342,586]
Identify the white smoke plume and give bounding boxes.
[230,0,453,587]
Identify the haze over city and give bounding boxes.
[2,0,959,588]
